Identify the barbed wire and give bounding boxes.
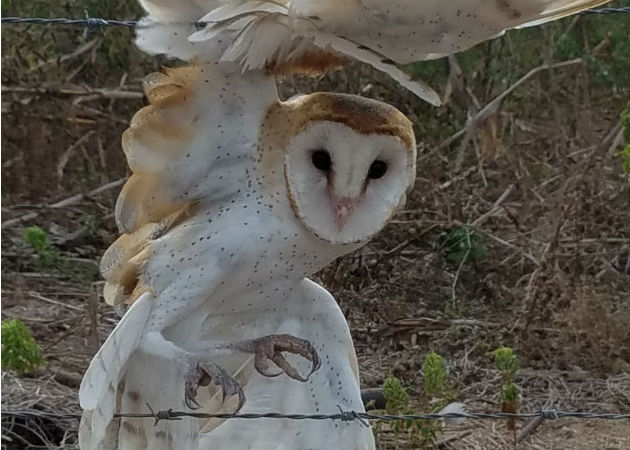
[577,6,630,14]
[2,408,629,427]
[2,6,630,31]
[1,16,138,28]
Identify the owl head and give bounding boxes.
[262,93,416,245]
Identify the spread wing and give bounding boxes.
[100,62,277,307]
[80,62,278,449]
[135,0,609,105]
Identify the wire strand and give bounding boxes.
[2,408,629,425]
[1,7,630,30]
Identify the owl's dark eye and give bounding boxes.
[311,149,331,172]
[368,160,388,179]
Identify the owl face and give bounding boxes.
[284,121,415,245]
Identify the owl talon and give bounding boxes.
[236,334,320,382]
[184,361,245,411]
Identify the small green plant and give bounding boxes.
[383,376,410,416]
[378,358,451,449]
[419,351,451,448]
[22,226,59,266]
[375,376,408,449]
[381,376,440,449]
[436,226,486,266]
[1,319,45,375]
[494,347,520,431]
[23,226,51,255]
[494,347,519,383]
[423,351,448,398]
[21,225,100,283]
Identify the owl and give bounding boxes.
[78,58,415,449]
[135,0,609,105]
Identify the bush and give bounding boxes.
[1,319,45,375]
[23,226,59,266]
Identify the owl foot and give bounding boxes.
[184,360,245,411]
[232,334,321,382]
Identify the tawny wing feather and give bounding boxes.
[100,63,277,306]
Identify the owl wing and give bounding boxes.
[141,0,609,104]
[79,62,279,449]
[100,62,278,307]
[275,0,612,63]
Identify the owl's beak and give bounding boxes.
[333,196,358,229]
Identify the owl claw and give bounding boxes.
[184,361,245,412]
[236,334,320,382]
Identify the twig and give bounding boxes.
[1,85,143,100]
[1,178,126,229]
[472,184,515,227]
[57,131,96,181]
[436,430,473,449]
[27,38,101,73]
[427,166,477,195]
[437,59,584,150]
[482,232,541,266]
[27,291,82,312]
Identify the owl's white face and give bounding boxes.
[284,121,415,245]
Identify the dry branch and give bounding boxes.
[1,178,126,229]
[437,58,584,151]
[1,85,143,100]
[56,131,96,181]
[27,38,101,73]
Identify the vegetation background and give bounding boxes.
[1,0,629,448]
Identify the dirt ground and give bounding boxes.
[2,7,629,450]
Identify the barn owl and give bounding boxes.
[135,0,610,105]
[78,56,415,449]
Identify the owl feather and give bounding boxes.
[136,0,611,104]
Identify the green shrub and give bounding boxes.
[383,376,410,416]
[493,347,520,430]
[380,371,449,449]
[1,319,45,375]
[423,351,448,397]
[22,226,59,266]
[494,346,519,382]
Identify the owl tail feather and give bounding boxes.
[79,293,152,449]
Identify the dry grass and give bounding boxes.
[2,3,629,449]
